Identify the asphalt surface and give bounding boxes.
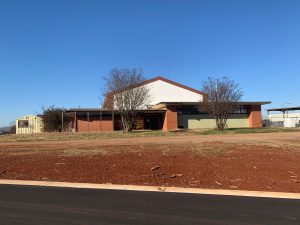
[0,185,299,225]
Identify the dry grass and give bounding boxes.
[188,127,300,135]
[1,127,300,143]
[0,130,170,143]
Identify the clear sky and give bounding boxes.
[0,0,299,127]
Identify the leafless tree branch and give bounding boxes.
[201,77,244,130]
[103,68,150,132]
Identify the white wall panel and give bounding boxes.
[144,80,203,106]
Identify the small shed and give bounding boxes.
[16,115,43,134]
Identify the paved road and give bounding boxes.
[0,185,299,225]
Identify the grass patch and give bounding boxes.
[195,127,300,135]
[0,130,170,143]
[1,127,300,143]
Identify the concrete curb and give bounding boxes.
[0,179,300,200]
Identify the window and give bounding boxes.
[18,120,29,128]
[241,106,248,114]
[232,105,248,114]
[176,106,201,115]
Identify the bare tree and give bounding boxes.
[103,68,150,132]
[201,77,243,130]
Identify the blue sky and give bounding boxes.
[0,0,300,126]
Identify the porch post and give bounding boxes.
[112,110,114,131]
[87,111,90,132]
[74,111,77,132]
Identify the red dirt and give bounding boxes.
[1,133,300,193]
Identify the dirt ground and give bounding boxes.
[1,132,300,193]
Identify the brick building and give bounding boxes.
[67,77,270,132]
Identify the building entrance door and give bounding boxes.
[144,114,162,130]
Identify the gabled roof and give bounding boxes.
[103,76,207,109]
[106,76,206,96]
[142,76,206,96]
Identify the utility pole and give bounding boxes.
[281,102,290,127]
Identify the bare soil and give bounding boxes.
[1,132,300,193]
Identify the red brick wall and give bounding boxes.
[162,106,178,131]
[77,118,113,132]
[248,105,263,128]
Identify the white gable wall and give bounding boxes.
[112,79,204,109]
[144,80,203,106]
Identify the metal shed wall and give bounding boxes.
[16,115,43,134]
